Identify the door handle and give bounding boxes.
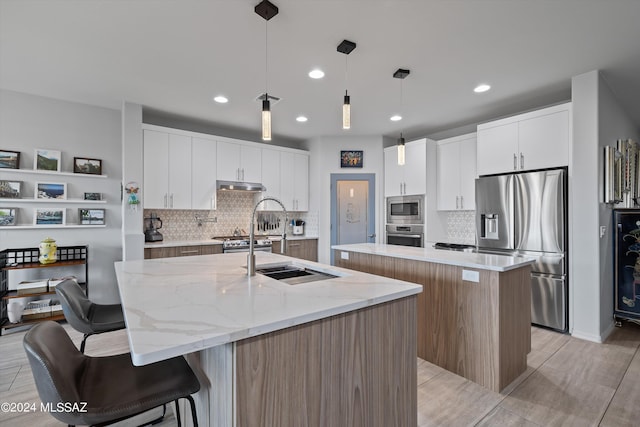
[520,153,524,169]
[513,153,517,170]
[460,196,464,209]
[368,234,376,238]
[170,194,174,208]
[241,168,245,180]
[400,183,403,195]
[456,196,459,209]
[164,194,167,208]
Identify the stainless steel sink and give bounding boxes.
[256,264,338,285]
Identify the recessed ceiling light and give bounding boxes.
[213,95,229,103]
[296,115,308,122]
[308,69,325,79]
[390,115,402,122]
[474,84,491,93]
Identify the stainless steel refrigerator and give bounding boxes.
[475,168,567,331]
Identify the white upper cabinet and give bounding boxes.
[143,130,192,209]
[436,133,477,211]
[280,152,309,211]
[384,139,427,197]
[216,140,262,183]
[191,137,217,210]
[477,102,571,176]
[260,148,281,211]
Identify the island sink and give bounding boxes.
[256,263,338,285]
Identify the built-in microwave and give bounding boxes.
[386,195,424,224]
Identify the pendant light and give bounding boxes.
[337,40,356,130]
[255,0,279,141]
[393,68,410,165]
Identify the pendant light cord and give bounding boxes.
[265,19,268,94]
[345,54,348,94]
[400,78,404,134]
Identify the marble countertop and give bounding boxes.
[332,243,535,272]
[114,252,422,366]
[143,235,317,249]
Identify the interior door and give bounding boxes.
[330,173,376,264]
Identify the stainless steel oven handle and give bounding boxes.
[387,233,423,239]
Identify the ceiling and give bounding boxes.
[2,0,640,144]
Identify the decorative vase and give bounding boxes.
[7,301,25,323]
[39,237,57,264]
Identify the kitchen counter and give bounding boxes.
[115,251,420,426]
[333,243,533,392]
[332,242,534,272]
[142,235,317,249]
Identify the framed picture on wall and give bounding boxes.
[0,150,20,169]
[34,208,65,225]
[74,157,102,175]
[84,192,102,201]
[0,208,17,226]
[0,180,22,198]
[34,149,61,172]
[79,208,105,225]
[340,150,363,168]
[35,182,67,200]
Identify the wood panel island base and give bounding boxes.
[333,243,534,392]
[114,252,421,427]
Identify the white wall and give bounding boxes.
[0,90,122,303]
[571,70,640,342]
[303,136,384,264]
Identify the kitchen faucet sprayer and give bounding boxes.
[248,197,287,276]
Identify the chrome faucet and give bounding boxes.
[248,197,287,276]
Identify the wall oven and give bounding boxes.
[386,195,424,225]
[386,224,424,248]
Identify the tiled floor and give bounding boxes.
[2,322,640,426]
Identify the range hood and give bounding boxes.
[216,180,266,192]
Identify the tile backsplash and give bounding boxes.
[144,191,318,241]
[445,210,476,244]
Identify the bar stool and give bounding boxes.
[55,278,125,353]
[23,321,200,427]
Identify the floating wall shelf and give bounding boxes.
[0,169,107,179]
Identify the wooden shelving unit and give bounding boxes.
[0,245,89,335]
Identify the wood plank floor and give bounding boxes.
[2,322,640,426]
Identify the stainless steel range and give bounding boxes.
[216,237,273,254]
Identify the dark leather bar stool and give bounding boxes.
[55,278,125,353]
[24,321,200,427]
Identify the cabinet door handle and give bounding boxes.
[164,194,168,208]
[400,183,403,195]
[403,182,406,194]
[180,250,199,254]
[513,153,517,170]
[288,243,301,247]
[170,194,174,208]
[520,153,524,169]
[456,196,459,209]
[241,168,245,181]
[460,196,464,210]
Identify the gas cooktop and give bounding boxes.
[433,242,476,252]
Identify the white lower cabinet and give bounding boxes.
[436,133,477,211]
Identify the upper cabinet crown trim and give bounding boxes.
[436,132,477,146]
[141,124,309,154]
[477,102,572,131]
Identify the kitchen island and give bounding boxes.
[332,243,534,392]
[114,251,422,427]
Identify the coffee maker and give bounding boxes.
[144,213,163,242]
